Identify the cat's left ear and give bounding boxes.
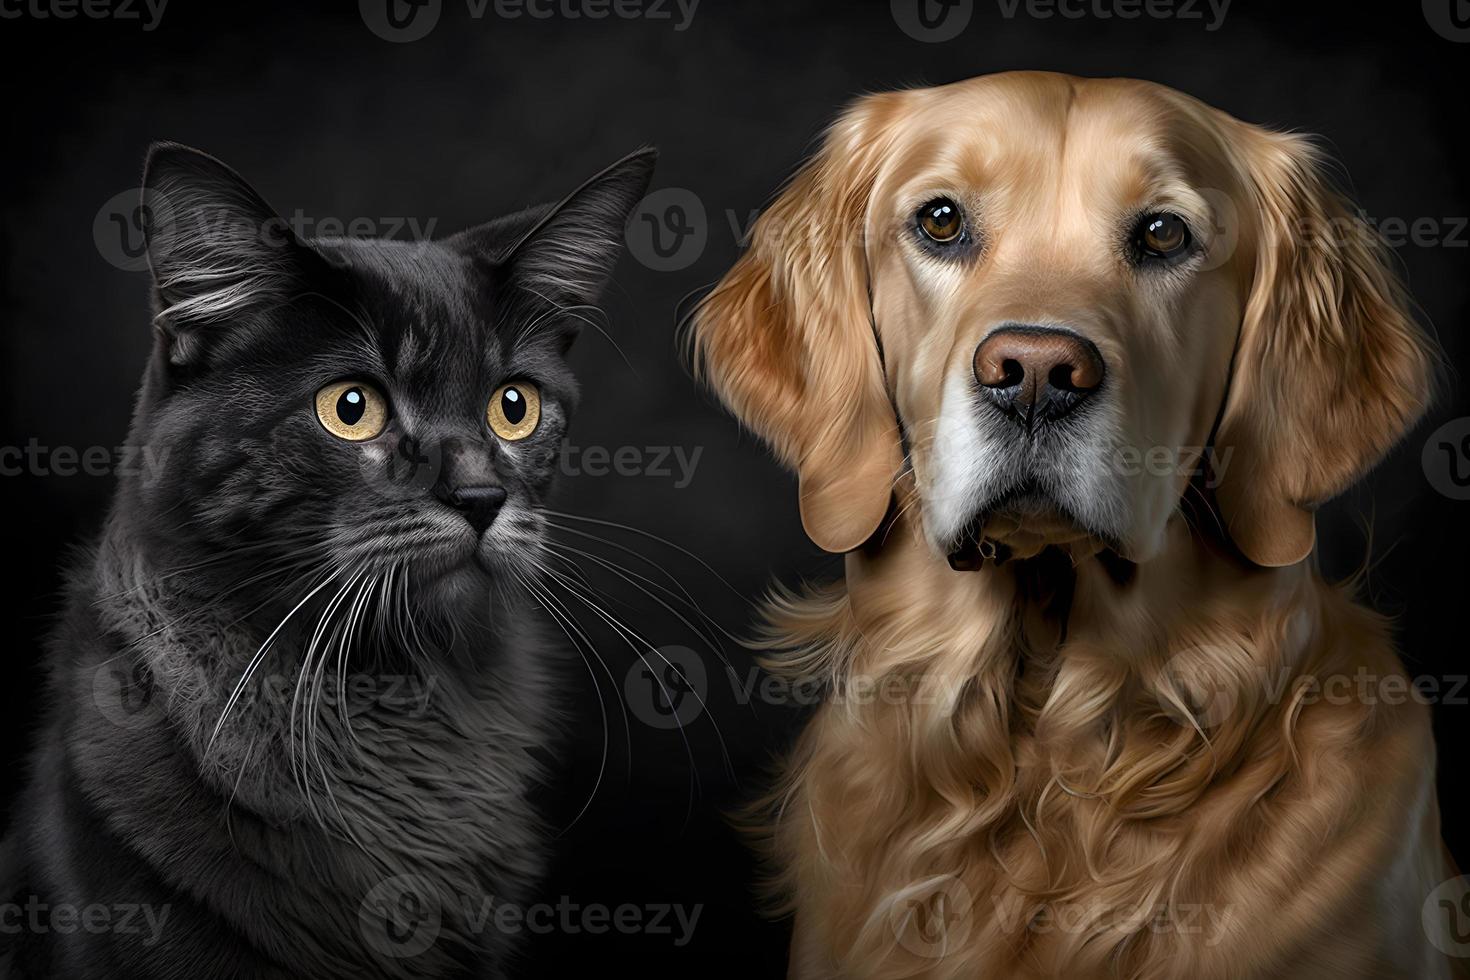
[142,142,323,367]
[460,147,656,306]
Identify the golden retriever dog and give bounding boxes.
[692,72,1463,978]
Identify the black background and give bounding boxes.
[1,1,1467,975]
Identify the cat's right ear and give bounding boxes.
[141,143,318,366]
[479,148,657,306]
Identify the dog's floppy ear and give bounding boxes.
[1213,129,1435,567]
[692,95,905,553]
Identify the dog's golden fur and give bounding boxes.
[693,72,1460,978]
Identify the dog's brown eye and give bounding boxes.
[918,198,965,243]
[1137,212,1191,259]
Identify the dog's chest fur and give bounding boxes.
[767,547,1442,980]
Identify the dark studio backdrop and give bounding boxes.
[1,0,1467,975]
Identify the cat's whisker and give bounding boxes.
[542,509,751,605]
[332,569,380,747]
[100,549,326,666]
[539,510,752,767]
[544,518,734,633]
[534,544,729,728]
[513,572,614,836]
[518,563,631,757]
[370,562,397,655]
[310,570,380,847]
[527,555,725,803]
[542,525,746,685]
[223,731,261,844]
[517,287,635,377]
[321,569,378,776]
[402,567,437,667]
[531,567,713,827]
[91,538,296,604]
[289,569,364,833]
[539,540,744,742]
[208,568,341,753]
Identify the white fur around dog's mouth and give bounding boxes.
[922,369,1131,561]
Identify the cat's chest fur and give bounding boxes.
[25,547,557,978]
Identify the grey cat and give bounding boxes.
[0,143,655,978]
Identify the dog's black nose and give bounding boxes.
[438,485,507,533]
[974,326,1105,425]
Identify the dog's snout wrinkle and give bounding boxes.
[975,325,1104,426]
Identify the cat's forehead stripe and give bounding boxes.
[322,238,491,379]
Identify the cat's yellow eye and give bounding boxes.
[315,380,389,442]
[487,382,541,441]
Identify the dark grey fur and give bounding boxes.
[0,143,655,978]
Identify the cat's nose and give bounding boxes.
[438,485,508,533]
